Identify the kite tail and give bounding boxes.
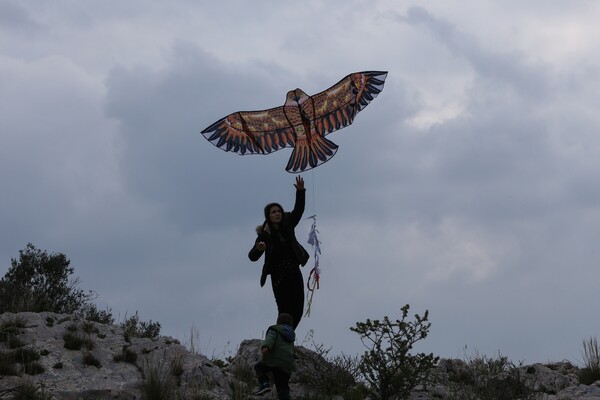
[286,134,338,173]
[304,215,321,318]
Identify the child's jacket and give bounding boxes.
[261,323,296,375]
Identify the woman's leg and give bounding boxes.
[271,268,304,328]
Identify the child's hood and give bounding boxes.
[272,324,295,343]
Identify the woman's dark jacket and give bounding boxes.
[248,188,309,287]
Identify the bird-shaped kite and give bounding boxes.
[201,71,388,172]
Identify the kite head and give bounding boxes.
[284,88,309,106]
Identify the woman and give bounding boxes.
[248,176,308,329]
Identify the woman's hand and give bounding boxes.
[256,241,267,251]
[294,176,304,190]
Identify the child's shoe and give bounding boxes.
[254,382,271,396]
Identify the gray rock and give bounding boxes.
[0,312,229,399]
[557,384,600,399]
[520,363,578,393]
[2,312,600,400]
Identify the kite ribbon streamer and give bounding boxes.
[305,215,321,317]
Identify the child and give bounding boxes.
[254,313,295,399]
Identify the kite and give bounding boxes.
[201,71,388,172]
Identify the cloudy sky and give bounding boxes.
[2,0,600,364]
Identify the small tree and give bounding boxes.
[1,244,158,332]
[0,243,94,314]
[350,304,439,400]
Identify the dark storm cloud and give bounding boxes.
[104,44,305,232]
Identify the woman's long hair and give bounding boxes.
[263,202,290,233]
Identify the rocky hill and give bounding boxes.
[1,312,599,399]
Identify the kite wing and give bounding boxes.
[200,106,298,156]
[200,70,388,172]
[304,71,388,137]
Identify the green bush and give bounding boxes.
[0,243,95,314]
[1,244,160,338]
[82,304,115,325]
[121,311,161,340]
[350,304,439,400]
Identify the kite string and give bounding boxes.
[305,170,321,318]
[312,171,316,215]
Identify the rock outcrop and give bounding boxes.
[0,312,229,399]
[1,312,600,399]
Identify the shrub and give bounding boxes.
[63,332,95,351]
[170,353,185,380]
[446,350,536,400]
[8,379,53,400]
[0,316,27,343]
[13,347,40,364]
[140,358,176,400]
[114,346,138,364]
[0,243,95,314]
[580,336,600,385]
[8,336,26,349]
[0,348,41,377]
[83,352,102,368]
[0,244,162,342]
[294,338,362,398]
[82,321,99,334]
[0,350,20,376]
[82,304,115,325]
[350,304,439,400]
[121,311,161,340]
[23,361,45,375]
[2,316,27,329]
[0,244,118,327]
[228,359,255,400]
